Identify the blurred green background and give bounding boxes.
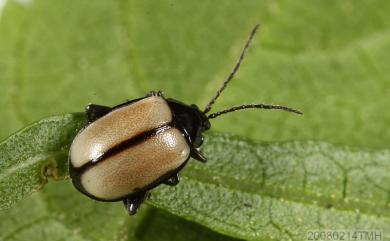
[1,0,390,149]
[0,0,389,240]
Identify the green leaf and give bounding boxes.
[0,113,85,210]
[151,133,390,240]
[0,114,389,240]
[0,181,240,241]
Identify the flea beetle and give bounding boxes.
[69,24,302,215]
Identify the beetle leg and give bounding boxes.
[146,90,164,97]
[123,191,149,215]
[85,104,111,123]
[164,173,180,186]
[191,148,207,163]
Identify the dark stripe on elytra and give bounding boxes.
[78,124,172,173]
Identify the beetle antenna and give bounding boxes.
[207,103,303,119]
[203,24,260,114]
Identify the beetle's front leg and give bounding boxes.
[191,148,207,163]
[123,191,149,215]
[146,90,164,97]
[85,104,111,123]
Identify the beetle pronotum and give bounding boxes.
[69,24,302,215]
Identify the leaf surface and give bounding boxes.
[0,181,239,241]
[0,114,388,240]
[151,133,390,240]
[0,113,85,210]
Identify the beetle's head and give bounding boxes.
[166,99,210,148]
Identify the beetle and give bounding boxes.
[68,24,302,215]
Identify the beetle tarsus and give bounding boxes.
[191,148,207,163]
[123,192,149,215]
[86,104,112,123]
[147,90,164,97]
[164,174,180,186]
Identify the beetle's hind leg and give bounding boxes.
[163,173,180,186]
[85,104,111,123]
[191,148,207,163]
[146,90,164,97]
[123,191,150,215]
